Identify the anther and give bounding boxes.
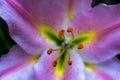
[67,27,73,33]
[47,48,53,55]
[78,43,84,49]
[52,60,57,67]
[68,60,72,66]
[67,27,74,38]
[58,29,65,39]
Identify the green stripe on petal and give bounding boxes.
[70,35,88,44]
[70,32,96,47]
[55,49,68,78]
[39,25,64,46]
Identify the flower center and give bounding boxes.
[62,42,70,49]
[39,25,96,77]
[47,27,84,67]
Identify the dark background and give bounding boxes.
[92,0,120,7]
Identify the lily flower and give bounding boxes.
[0,0,120,80]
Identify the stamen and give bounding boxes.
[67,27,73,33]
[78,43,84,49]
[68,51,72,66]
[58,29,65,39]
[47,48,53,55]
[52,60,57,67]
[67,27,74,39]
[68,60,72,65]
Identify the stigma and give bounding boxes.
[46,27,84,67]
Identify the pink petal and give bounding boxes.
[33,50,58,80]
[62,51,85,80]
[5,0,91,27]
[0,1,46,54]
[0,65,34,80]
[0,45,35,80]
[85,69,99,80]
[72,4,120,63]
[5,0,68,29]
[68,0,92,16]
[85,59,120,80]
[72,4,120,34]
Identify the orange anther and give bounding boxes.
[67,27,73,33]
[52,61,57,67]
[68,60,72,65]
[47,48,53,55]
[58,29,65,39]
[78,43,84,49]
